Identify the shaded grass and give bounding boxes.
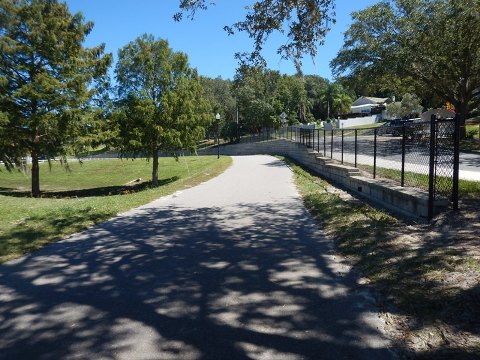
[461,124,480,151]
[282,156,480,356]
[0,156,232,263]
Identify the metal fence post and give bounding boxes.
[330,129,333,159]
[428,114,436,220]
[373,128,377,178]
[401,125,406,186]
[354,129,358,167]
[317,129,320,153]
[453,114,461,210]
[341,129,344,164]
[323,129,326,156]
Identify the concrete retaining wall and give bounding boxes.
[199,140,447,220]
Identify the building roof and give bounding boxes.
[351,96,391,107]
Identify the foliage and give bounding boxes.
[233,65,310,133]
[234,66,278,132]
[285,156,480,357]
[0,156,232,263]
[304,75,329,120]
[331,0,480,136]
[200,76,237,141]
[319,83,352,119]
[274,74,309,123]
[0,0,112,197]
[174,0,336,66]
[113,35,211,185]
[386,93,424,119]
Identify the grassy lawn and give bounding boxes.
[0,156,232,263]
[356,164,480,199]
[283,156,480,357]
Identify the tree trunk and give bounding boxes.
[152,149,159,186]
[31,147,40,198]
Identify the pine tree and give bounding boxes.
[0,0,112,197]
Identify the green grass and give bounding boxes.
[461,124,480,151]
[0,156,232,263]
[357,164,480,199]
[466,124,480,139]
[283,156,479,356]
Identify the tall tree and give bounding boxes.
[174,0,336,66]
[304,75,329,120]
[114,35,210,186]
[234,66,276,133]
[320,83,352,119]
[331,0,480,136]
[0,0,112,197]
[200,76,237,141]
[275,74,310,123]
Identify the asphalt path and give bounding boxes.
[0,155,394,360]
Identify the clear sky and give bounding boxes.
[65,0,378,81]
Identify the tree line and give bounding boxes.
[0,0,352,197]
[2,0,479,197]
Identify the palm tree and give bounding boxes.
[320,84,352,119]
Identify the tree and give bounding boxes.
[304,75,329,120]
[386,93,424,119]
[274,74,310,123]
[319,83,352,119]
[174,0,336,66]
[113,35,210,186]
[0,0,112,197]
[331,0,480,137]
[200,76,237,141]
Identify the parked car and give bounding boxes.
[380,119,413,136]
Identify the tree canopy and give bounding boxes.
[0,0,112,197]
[386,93,424,119]
[232,65,312,132]
[113,35,210,186]
[331,0,480,132]
[175,0,336,66]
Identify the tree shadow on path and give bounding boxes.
[0,198,394,359]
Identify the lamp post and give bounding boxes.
[215,113,221,159]
[280,112,287,138]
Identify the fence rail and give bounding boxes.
[239,116,460,219]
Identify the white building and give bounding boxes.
[334,96,391,128]
[349,96,391,115]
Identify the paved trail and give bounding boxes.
[0,155,395,359]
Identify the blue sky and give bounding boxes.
[65,0,378,81]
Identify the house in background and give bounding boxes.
[335,96,392,128]
[349,96,392,116]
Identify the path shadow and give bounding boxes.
[0,200,393,359]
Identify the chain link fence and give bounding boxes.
[238,115,459,219]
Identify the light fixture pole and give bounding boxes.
[215,113,221,159]
[280,112,287,137]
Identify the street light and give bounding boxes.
[215,113,221,159]
[280,112,287,138]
